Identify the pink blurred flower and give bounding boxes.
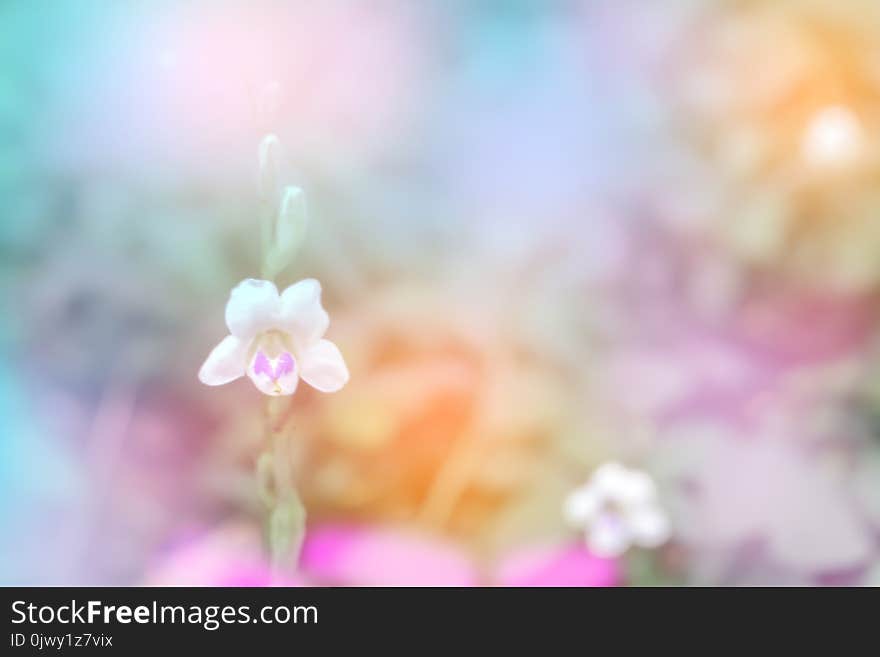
[303,524,622,587]
[495,543,620,587]
[145,523,300,586]
[301,524,477,587]
[147,521,621,587]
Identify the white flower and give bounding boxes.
[564,462,670,558]
[199,278,349,396]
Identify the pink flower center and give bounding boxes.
[253,350,296,386]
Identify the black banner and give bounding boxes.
[0,586,855,653]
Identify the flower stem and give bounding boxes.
[255,132,307,581]
[260,396,307,583]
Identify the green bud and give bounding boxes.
[263,185,309,280]
[258,133,281,206]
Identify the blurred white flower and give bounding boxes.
[199,278,349,396]
[564,462,670,557]
[801,105,863,168]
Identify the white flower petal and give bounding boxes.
[258,134,281,203]
[279,278,329,348]
[198,335,249,386]
[587,512,632,558]
[592,462,657,507]
[563,487,601,528]
[628,504,671,548]
[591,462,630,496]
[299,339,349,392]
[225,279,281,339]
[616,470,657,507]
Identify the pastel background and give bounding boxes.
[2,0,880,586]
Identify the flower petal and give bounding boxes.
[198,335,249,386]
[144,522,302,586]
[628,504,671,548]
[591,462,630,496]
[592,462,656,507]
[299,339,349,392]
[258,134,281,203]
[225,279,281,339]
[495,543,620,587]
[563,487,600,528]
[616,470,657,507]
[279,278,330,348]
[301,524,477,587]
[587,513,632,558]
